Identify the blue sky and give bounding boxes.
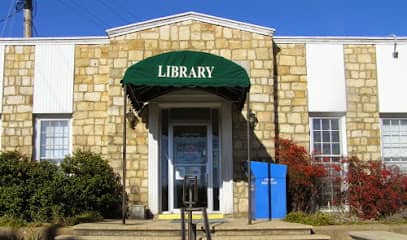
[0,0,406,37]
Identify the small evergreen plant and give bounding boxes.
[0,150,122,225]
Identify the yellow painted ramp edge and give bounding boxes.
[158,213,224,220]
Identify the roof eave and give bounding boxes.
[106,11,275,38]
[0,36,109,45]
[274,36,407,44]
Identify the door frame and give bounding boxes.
[147,91,234,214]
[168,122,213,212]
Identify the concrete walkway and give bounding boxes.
[349,231,407,240]
[314,223,407,240]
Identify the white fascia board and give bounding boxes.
[274,36,407,44]
[0,36,109,45]
[106,12,275,38]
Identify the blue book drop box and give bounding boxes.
[250,161,287,219]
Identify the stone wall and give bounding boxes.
[107,20,275,214]
[72,45,110,156]
[275,43,309,150]
[2,46,34,156]
[0,18,395,217]
[344,45,381,160]
[0,39,387,216]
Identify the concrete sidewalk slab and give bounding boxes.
[349,231,407,240]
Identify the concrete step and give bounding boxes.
[157,213,224,220]
[210,228,311,236]
[72,219,329,240]
[58,234,330,240]
[74,228,181,237]
[55,236,76,240]
[57,236,180,240]
[200,235,331,240]
[74,228,311,237]
[74,223,312,237]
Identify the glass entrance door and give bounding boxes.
[168,124,213,211]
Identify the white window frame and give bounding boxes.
[309,115,347,209]
[380,117,407,170]
[35,115,72,164]
[309,116,347,160]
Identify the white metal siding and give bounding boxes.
[33,44,74,113]
[376,44,407,113]
[0,45,5,113]
[306,44,347,112]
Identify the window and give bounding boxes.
[310,117,345,208]
[381,118,407,170]
[35,117,71,164]
[311,118,343,162]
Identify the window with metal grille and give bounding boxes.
[381,118,407,171]
[35,118,71,164]
[311,118,342,162]
[310,117,344,208]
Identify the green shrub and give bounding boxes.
[65,211,104,226]
[26,161,61,222]
[285,211,335,226]
[285,211,307,223]
[60,150,122,218]
[0,150,122,224]
[0,215,27,227]
[0,185,26,219]
[0,151,62,222]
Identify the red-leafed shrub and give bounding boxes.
[346,156,407,219]
[277,139,327,213]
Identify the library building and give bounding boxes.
[0,12,406,216]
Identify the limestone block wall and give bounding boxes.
[275,43,309,150]
[107,20,275,214]
[0,39,388,216]
[2,46,34,156]
[72,45,110,156]
[344,45,381,160]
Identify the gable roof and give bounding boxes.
[106,12,275,38]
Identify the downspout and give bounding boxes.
[273,42,280,163]
[122,85,127,224]
[246,92,252,225]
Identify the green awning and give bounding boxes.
[121,50,250,112]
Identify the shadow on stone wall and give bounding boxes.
[233,42,281,183]
[233,111,274,182]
